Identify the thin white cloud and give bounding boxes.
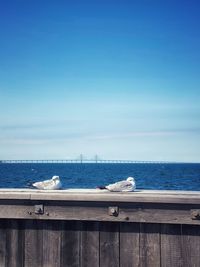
[88,129,200,140]
[89,131,174,140]
[1,128,199,145]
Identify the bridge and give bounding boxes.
[0,159,179,164]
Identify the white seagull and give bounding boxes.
[97,177,136,192]
[32,175,62,190]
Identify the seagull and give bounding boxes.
[97,177,136,192]
[32,175,62,190]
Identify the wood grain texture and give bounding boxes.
[1,192,200,267]
[80,221,100,267]
[1,189,200,204]
[5,220,24,267]
[24,220,43,267]
[100,222,119,267]
[0,220,7,267]
[2,201,200,225]
[120,222,140,267]
[61,221,80,267]
[182,224,200,267]
[42,220,61,267]
[140,223,161,267]
[160,224,183,267]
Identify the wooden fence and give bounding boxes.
[0,189,200,267]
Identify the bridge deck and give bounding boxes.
[0,159,182,164]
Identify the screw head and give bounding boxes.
[110,208,115,214]
[108,206,119,216]
[191,210,200,220]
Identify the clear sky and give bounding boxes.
[0,0,200,162]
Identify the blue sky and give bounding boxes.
[0,0,200,162]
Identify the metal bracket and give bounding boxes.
[108,206,119,217]
[191,209,200,220]
[35,204,44,215]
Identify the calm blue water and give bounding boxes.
[0,163,200,190]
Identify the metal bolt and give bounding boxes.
[194,211,199,217]
[108,206,119,216]
[110,208,115,214]
[191,210,200,220]
[34,204,44,215]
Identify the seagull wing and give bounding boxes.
[32,178,54,189]
[106,180,134,192]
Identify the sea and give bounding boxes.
[0,163,200,191]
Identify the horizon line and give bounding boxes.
[0,159,199,164]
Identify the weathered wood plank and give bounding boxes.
[119,204,200,225]
[2,201,200,225]
[100,222,119,267]
[0,220,7,267]
[0,218,200,267]
[29,191,200,204]
[1,190,200,267]
[24,220,43,267]
[5,220,24,267]
[61,221,80,267]
[2,189,200,204]
[80,221,100,267]
[43,220,61,267]
[182,224,200,267]
[120,222,140,267]
[140,223,160,267]
[160,224,183,267]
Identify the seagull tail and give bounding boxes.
[96,186,107,190]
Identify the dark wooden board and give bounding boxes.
[1,200,200,225]
[5,220,24,267]
[120,222,140,267]
[80,221,100,267]
[0,220,7,267]
[61,221,80,267]
[24,220,43,267]
[1,191,200,267]
[182,224,200,267]
[160,224,183,267]
[140,223,161,267]
[100,221,119,267]
[42,220,61,267]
